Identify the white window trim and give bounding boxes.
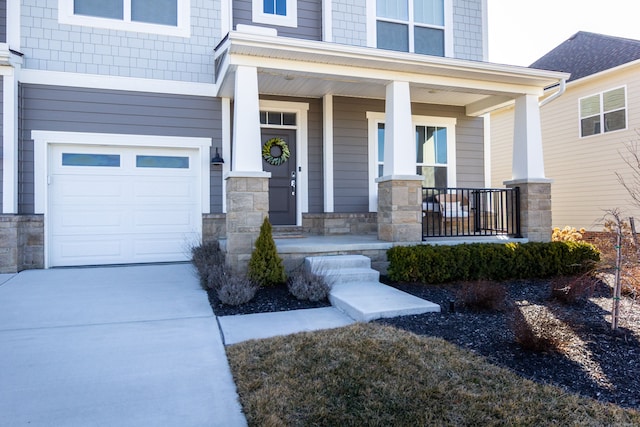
[252,0,298,28]
[259,100,309,226]
[366,0,453,57]
[367,112,457,211]
[578,85,628,138]
[58,0,191,38]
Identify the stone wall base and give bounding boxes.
[203,213,226,243]
[505,180,552,243]
[0,215,45,273]
[302,213,377,235]
[377,178,423,242]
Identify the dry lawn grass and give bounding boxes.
[226,323,640,426]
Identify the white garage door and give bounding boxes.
[48,144,202,267]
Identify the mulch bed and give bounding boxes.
[210,277,640,410]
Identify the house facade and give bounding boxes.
[0,0,566,273]
[491,32,640,232]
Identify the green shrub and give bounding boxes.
[248,217,286,287]
[387,241,600,284]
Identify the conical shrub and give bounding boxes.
[248,217,286,287]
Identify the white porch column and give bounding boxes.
[3,63,19,213]
[512,94,545,180]
[232,65,263,173]
[323,94,334,212]
[383,81,415,177]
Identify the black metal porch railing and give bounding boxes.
[422,187,521,239]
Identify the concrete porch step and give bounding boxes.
[304,255,441,322]
[330,282,441,322]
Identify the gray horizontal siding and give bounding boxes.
[331,97,484,213]
[234,0,322,41]
[0,77,3,212]
[0,0,6,44]
[333,97,383,213]
[19,84,222,214]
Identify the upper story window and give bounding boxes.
[579,87,627,137]
[59,0,191,38]
[372,0,448,56]
[252,0,298,28]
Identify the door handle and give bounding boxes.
[290,179,296,196]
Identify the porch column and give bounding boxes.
[225,65,271,273]
[504,94,553,242]
[377,81,423,242]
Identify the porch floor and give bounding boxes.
[272,234,527,253]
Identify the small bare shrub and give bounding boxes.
[550,273,597,305]
[622,265,640,298]
[217,275,259,306]
[287,269,330,302]
[191,241,225,289]
[510,305,568,353]
[456,281,506,311]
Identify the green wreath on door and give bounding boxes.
[262,137,291,166]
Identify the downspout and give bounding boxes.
[539,78,567,107]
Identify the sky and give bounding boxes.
[487,0,640,66]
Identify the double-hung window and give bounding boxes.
[579,87,627,137]
[252,0,298,27]
[368,113,456,210]
[373,0,446,56]
[59,0,190,37]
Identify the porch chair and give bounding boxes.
[434,193,474,234]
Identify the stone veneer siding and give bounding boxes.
[377,179,423,242]
[0,215,44,273]
[224,176,269,273]
[302,213,377,235]
[505,180,552,243]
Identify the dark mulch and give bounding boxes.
[214,276,640,410]
[376,278,640,411]
[208,284,330,317]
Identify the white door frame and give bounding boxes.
[31,130,211,268]
[258,100,309,226]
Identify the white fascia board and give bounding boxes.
[230,54,546,97]
[20,69,217,97]
[226,31,569,88]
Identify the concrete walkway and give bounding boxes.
[0,264,246,427]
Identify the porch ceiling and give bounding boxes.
[215,31,569,116]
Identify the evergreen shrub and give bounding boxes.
[386,241,600,284]
[248,217,286,287]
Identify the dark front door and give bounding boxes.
[262,129,296,225]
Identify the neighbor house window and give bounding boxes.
[374,0,446,56]
[367,112,456,211]
[252,0,298,27]
[59,0,190,37]
[579,87,627,137]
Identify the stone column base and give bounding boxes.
[376,176,423,242]
[504,179,552,242]
[224,173,270,273]
[0,215,45,273]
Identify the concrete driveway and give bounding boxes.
[0,264,246,427]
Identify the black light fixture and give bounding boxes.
[211,147,225,165]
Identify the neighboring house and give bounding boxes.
[0,0,565,273]
[490,31,640,232]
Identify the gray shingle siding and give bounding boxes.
[0,0,6,43]
[20,0,221,84]
[452,0,485,61]
[233,0,322,41]
[18,84,223,213]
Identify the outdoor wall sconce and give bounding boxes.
[211,147,225,165]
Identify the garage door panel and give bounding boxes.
[49,144,202,267]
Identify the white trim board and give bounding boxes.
[20,69,217,97]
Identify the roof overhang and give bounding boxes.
[215,31,569,117]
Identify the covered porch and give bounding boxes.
[213,28,568,272]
